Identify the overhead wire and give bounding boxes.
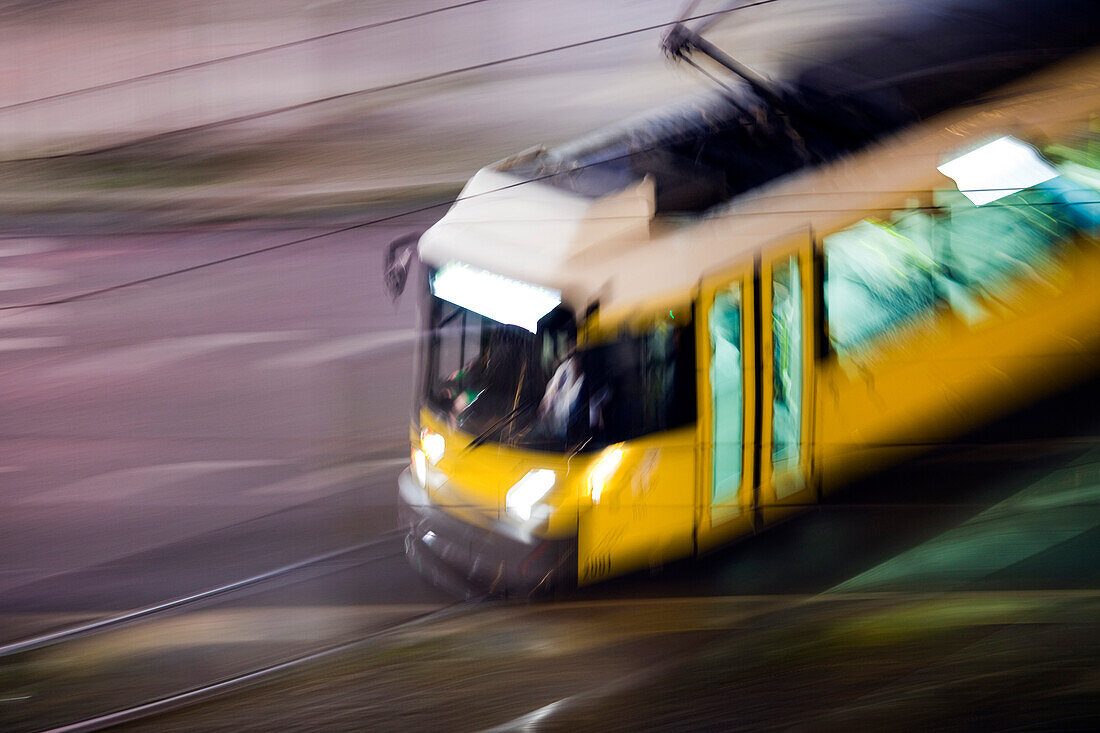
[0,0,497,115]
[3,0,782,162]
[4,130,1094,313]
[0,146,658,310]
[0,0,787,312]
[1,106,1086,308]
[0,0,1078,312]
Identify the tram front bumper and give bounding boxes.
[397,469,576,598]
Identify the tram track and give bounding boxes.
[0,532,406,659]
[0,531,481,733]
[35,600,484,733]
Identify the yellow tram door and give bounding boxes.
[575,426,698,585]
[575,311,698,586]
[759,239,816,525]
[696,262,759,553]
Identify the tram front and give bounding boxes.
[399,259,582,595]
[396,168,698,596]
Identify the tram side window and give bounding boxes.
[1044,129,1100,231]
[583,321,696,444]
[823,207,938,357]
[823,132,1100,360]
[933,135,1100,317]
[428,300,485,412]
[931,187,1068,320]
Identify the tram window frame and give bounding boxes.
[425,297,484,412]
[709,281,745,506]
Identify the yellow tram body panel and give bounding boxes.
[415,408,588,540]
[814,231,1100,494]
[415,413,699,584]
[575,427,697,584]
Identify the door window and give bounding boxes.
[709,283,744,506]
[772,257,803,471]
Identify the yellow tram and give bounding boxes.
[396,31,1100,595]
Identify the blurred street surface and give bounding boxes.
[117,412,1100,731]
[117,592,1099,732]
[0,221,442,627]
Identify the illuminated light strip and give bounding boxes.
[431,262,560,333]
[937,136,1059,207]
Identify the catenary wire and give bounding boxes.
[0,86,1082,308]
[0,159,624,310]
[3,0,781,163]
[0,1,789,311]
[0,0,497,115]
[0,4,1081,309]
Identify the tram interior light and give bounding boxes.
[937,136,1058,206]
[505,469,556,521]
[587,446,624,504]
[431,262,561,333]
[420,428,445,465]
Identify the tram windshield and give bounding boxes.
[422,292,695,452]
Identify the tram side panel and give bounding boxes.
[812,132,1100,496]
[577,126,1100,586]
[575,308,700,585]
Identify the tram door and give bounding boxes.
[697,236,814,550]
[697,264,758,552]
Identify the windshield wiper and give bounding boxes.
[464,398,537,452]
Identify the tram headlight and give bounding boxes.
[411,448,427,487]
[587,445,624,505]
[420,428,444,465]
[505,469,556,521]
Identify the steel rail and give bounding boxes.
[0,531,404,658]
[39,598,486,733]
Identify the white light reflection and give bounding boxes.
[587,446,624,504]
[412,449,427,487]
[420,429,445,465]
[937,136,1058,206]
